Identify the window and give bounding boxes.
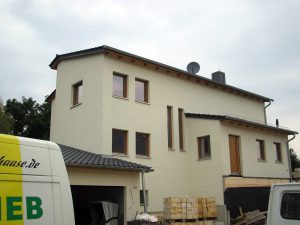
[167,106,173,149]
[112,129,128,154]
[178,108,184,151]
[135,78,149,102]
[256,139,266,160]
[113,73,127,98]
[140,190,149,206]
[136,132,150,156]
[72,81,83,106]
[274,142,282,162]
[197,136,211,159]
[281,193,300,220]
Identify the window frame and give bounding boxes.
[113,72,128,98]
[256,139,266,161]
[274,142,283,162]
[112,128,128,155]
[72,80,83,106]
[140,190,149,206]
[178,108,185,151]
[136,132,150,157]
[135,78,149,103]
[167,106,173,149]
[197,135,211,160]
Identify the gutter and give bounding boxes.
[287,134,296,182]
[264,100,273,123]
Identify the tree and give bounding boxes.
[4,97,51,140]
[0,97,13,134]
[290,149,300,171]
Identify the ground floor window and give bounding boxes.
[197,135,211,159]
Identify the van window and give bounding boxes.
[280,193,300,220]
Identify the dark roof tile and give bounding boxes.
[58,144,153,172]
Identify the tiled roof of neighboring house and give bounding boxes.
[49,45,272,103]
[185,113,298,135]
[59,144,153,173]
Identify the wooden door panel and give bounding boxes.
[229,135,241,174]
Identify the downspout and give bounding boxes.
[264,100,272,123]
[141,170,147,213]
[287,134,296,182]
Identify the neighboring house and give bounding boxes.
[47,45,297,223]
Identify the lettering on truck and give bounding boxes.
[0,196,43,221]
[0,156,40,169]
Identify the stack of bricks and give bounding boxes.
[164,197,217,225]
[198,197,217,219]
[164,197,198,220]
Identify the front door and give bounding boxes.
[228,135,241,175]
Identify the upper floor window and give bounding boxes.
[135,78,149,103]
[136,132,150,156]
[112,129,128,154]
[197,135,211,160]
[274,142,282,162]
[113,73,127,98]
[256,139,266,161]
[178,108,184,151]
[72,81,83,106]
[167,106,173,149]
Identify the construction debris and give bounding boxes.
[231,208,267,225]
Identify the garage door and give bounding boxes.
[71,185,124,225]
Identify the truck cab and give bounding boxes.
[267,183,300,225]
[0,134,75,225]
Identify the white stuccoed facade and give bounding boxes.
[49,47,296,220]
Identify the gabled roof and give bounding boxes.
[59,144,153,173]
[49,45,272,103]
[185,113,298,135]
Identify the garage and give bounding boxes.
[59,144,153,223]
[71,185,124,225]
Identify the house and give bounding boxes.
[47,45,297,223]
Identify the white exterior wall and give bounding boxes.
[51,55,105,153]
[67,167,140,222]
[220,123,289,178]
[50,54,290,215]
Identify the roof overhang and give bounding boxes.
[59,144,154,173]
[185,113,298,135]
[49,45,273,103]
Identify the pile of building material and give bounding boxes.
[231,209,267,225]
[163,197,217,225]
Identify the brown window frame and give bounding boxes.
[135,78,149,103]
[72,80,83,106]
[256,139,266,161]
[113,72,128,98]
[274,142,282,162]
[136,132,150,157]
[178,108,184,151]
[140,190,149,206]
[112,129,128,155]
[197,135,211,160]
[167,106,173,149]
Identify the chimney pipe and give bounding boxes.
[212,71,226,84]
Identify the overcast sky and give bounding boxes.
[0,0,299,153]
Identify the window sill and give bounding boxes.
[135,100,150,105]
[113,95,128,100]
[136,155,151,159]
[180,149,186,153]
[258,159,267,162]
[275,160,284,164]
[70,102,82,109]
[168,148,175,151]
[112,153,128,157]
[197,157,211,161]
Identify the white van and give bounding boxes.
[0,134,75,225]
